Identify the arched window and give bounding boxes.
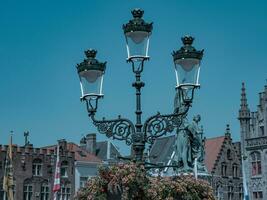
[251,152,261,176]
[23,179,33,200]
[232,163,238,178]
[61,161,68,178]
[40,181,50,200]
[215,182,223,200]
[32,158,42,176]
[228,182,234,200]
[227,149,232,160]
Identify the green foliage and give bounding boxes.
[75,163,215,200]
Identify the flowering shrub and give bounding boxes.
[75,163,215,200]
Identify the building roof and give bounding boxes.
[96,141,121,161]
[68,143,102,163]
[43,142,102,163]
[149,134,228,173]
[149,135,175,164]
[204,136,225,172]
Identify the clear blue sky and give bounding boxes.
[0,0,267,155]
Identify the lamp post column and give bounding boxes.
[132,71,145,162]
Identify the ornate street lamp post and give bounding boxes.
[76,9,204,163]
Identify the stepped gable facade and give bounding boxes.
[205,125,243,200]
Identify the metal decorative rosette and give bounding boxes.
[92,115,135,145]
[143,112,185,144]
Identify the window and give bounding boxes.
[259,126,264,136]
[253,191,263,200]
[80,177,88,188]
[251,152,261,176]
[221,163,227,176]
[227,149,232,160]
[32,159,42,176]
[58,184,71,200]
[61,161,68,178]
[215,184,223,200]
[23,184,33,200]
[233,164,238,178]
[41,183,50,200]
[228,185,234,200]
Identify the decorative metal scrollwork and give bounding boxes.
[143,105,190,145]
[91,115,135,145]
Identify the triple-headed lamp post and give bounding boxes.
[76,9,204,163]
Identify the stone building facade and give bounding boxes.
[0,139,75,200]
[239,83,267,199]
[205,125,243,200]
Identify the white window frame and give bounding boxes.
[23,184,33,200]
[40,184,50,200]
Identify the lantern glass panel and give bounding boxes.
[125,31,150,60]
[174,58,200,88]
[79,70,104,98]
[181,87,194,102]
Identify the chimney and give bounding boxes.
[80,136,86,150]
[85,133,96,155]
[58,139,67,155]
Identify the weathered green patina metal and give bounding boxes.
[76,9,205,166]
[122,8,153,34]
[174,114,207,172]
[172,36,204,61]
[76,49,106,73]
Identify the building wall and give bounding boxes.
[74,161,99,192]
[239,84,267,199]
[211,135,243,200]
[0,141,75,200]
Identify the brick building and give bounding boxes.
[0,139,75,200]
